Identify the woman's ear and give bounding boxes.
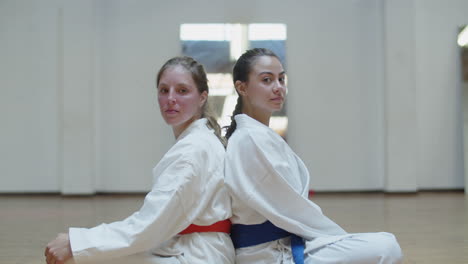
[235,80,247,96]
[199,90,208,107]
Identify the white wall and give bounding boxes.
[414,0,468,190]
[383,0,418,191]
[60,0,97,194]
[94,1,176,192]
[287,0,386,191]
[0,0,466,193]
[0,0,60,192]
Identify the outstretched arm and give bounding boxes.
[48,154,205,263]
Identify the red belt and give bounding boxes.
[179,219,231,235]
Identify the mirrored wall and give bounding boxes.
[180,23,288,138]
[458,25,468,191]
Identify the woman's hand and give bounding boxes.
[45,233,73,264]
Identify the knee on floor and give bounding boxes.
[373,232,403,263]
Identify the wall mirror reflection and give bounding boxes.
[458,25,468,192]
[180,23,288,138]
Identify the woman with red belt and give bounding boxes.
[45,56,234,264]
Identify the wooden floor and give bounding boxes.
[0,191,466,264]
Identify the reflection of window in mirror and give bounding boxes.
[459,26,468,83]
[458,25,468,192]
[459,25,468,122]
[180,23,288,139]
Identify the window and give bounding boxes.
[180,23,288,138]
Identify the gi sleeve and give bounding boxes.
[225,130,347,241]
[69,153,205,263]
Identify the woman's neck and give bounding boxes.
[172,115,200,139]
[242,107,271,126]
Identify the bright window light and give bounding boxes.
[180,23,288,138]
[458,26,468,47]
[248,24,287,41]
[180,24,230,41]
[207,73,233,96]
[270,116,288,137]
[229,24,248,60]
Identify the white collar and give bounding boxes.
[176,118,209,141]
[234,114,269,130]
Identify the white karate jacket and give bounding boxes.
[225,114,350,263]
[69,118,234,263]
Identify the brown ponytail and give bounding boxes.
[224,95,243,140]
[202,102,226,146]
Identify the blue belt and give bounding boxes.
[231,221,305,264]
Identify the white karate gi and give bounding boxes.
[67,118,234,264]
[225,114,403,264]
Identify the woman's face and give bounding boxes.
[241,56,286,115]
[157,65,207,134]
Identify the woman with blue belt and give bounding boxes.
[224,48,403,264]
